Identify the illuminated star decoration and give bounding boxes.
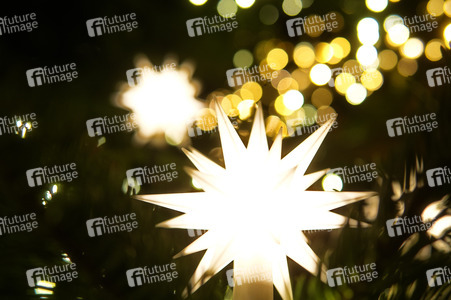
[135,102,375,300]
[117,58,204,146]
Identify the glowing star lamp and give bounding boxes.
[118,61,204,146]
[135,102,375,300]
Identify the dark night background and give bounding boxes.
[0,0,450,299]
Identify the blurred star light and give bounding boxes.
[136,103,374,300]
[117,59,204,146]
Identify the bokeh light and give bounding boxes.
[427,0,444,16]
[217,0,238,17]
[378,49,398,70]
[312,87,333,108]
[241,81,263,101]
[293,43,316,68]
[233,49,254,67]
[365,0,388,12]
[425,39,444,61]
[400,38,424,59]
[397,58,418,77]
[384,15,403,31]
[361,70,383,91]
[267,48,289,70]
[387,24,410,46]
[236,0,255,9]
[315,43,334,63]
[322,173,343,191]
[444,23,451,48]
[283,90,304,110]
[346,83,367,105]
[265,115,288,137]
[282,0,302,16]
[356,45,378,66]
[190,0,208,5]
[335,73,356,94]
[357,18,379,45]
[259,4,279,25]
[310,64,332,86]
[237,99,256,120]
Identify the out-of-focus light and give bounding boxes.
[241,82,263,101]
[335,73,356,94]
[265,115,288,137]
[378,49,398,70]
[357,18,379,45]
[293,43,315,68]
[366,0,388,12]
[233,49,253,68]
[236,0,255,9]
[425,39,444,61]
[322,173,343,191]
[217,0,238,17]
[195,108,217,131]
[315,43,334,63]
[397,58,418,77]
[34,288,53,295]
[361,70,383,91]
[387,24,410,46]
[400,38,424,59]
[428,216,451,239]
[346,83,367,105]
[292,69,311,90]
[444,24,451,48]
[267,48,289,70]
[331,37,351,58]
[190,0,208,5]
[445,0,451,17]
[427,0,444,16]
[275,95,293,116]
[310,64,332,86]
[316,106,337,124]
[118,59,204,146]
[384,15,403,31]
[303,104,317,124]
[282,0,302,16]
[283,90,304,110]
[237,99,255,120]
[221,94,242,117]
[311,87,333,108]
[277,77,299,94]
[356,45,378,66]
[259,4,279,25]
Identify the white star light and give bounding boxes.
[118,60,204,145]
[136,102,375,300]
